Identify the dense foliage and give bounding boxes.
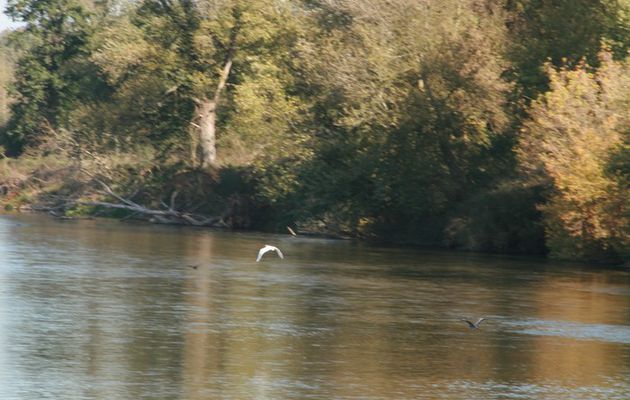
[518,53,629,261]
[1,0,629,262]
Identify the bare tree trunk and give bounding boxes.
[197,99,217,168]
[192,9,238,169]
[193,56,233,170]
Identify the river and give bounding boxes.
[0,214,628,399]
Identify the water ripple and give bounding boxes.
[505,319,630,344]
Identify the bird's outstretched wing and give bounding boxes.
[256,245,284,262]
[475,318,486,326]
[460,318,475,328]
[256,246,269,262]
[275,247,284,259]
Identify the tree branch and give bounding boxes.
[213,6,241,104]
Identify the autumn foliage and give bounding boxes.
[518,53,629,261]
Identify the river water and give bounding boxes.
[0,214,628,399]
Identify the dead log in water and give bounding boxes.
[75,199,226,227]
[71,174,227,227]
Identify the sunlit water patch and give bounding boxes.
[505,319,630,344]
[440,380,630,400]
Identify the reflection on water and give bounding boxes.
[0,214,629,399]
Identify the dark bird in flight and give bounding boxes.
[461,318,487,329]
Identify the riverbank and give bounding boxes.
[0,149,351,238]
[2,149,628,266]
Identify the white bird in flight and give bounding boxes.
[256,245,284,262]
[461,317,487,329]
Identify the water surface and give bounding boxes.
[0,214,629,399]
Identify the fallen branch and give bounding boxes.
[76,200,226,227]
[71,170,227,227]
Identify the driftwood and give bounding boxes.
[73,174,227,227]
[76,199,225,227]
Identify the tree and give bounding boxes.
[2,0,93,154]
[274,0,514,237]
[91,0,304,169]
[517,51,630,261]
[506,0,630,99]
[0,31,16,131]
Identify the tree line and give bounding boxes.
[0,0,628,263]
